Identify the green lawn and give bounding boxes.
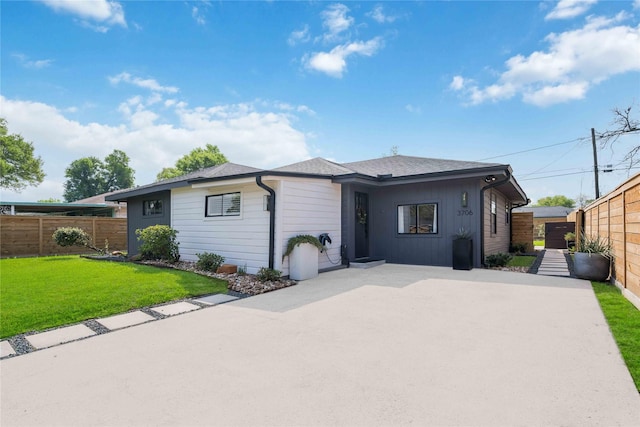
[507,255,537,268]
[591,282,640,391]
[534,239,544,247]
[0,256,228,339]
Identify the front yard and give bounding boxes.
[0,256,228,339]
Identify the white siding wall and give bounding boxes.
[275,178,342,275]
[171,184,270,274]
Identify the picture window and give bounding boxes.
[397,203,438,234]
[143,200,163,216]
[206,192,241,217]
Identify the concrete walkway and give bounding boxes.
[2,264,639,426]
[536,248,571,277]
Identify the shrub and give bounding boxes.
[196,252,225,272]
[485,252,513,268]
[283,235,324,260]
[509,242,527,254]
[135,225,180,262]
[256,267,281,282]
[52,227,102,253]
[237,264,247,276]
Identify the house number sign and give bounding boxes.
[457,209,473,216]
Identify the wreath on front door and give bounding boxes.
[357,207,367,225]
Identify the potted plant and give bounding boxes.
[573,234,612,281]
[564,232,576,251]
[452,227,473,270]
[283,234,324,280]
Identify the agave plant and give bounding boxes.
[578,234,613,259]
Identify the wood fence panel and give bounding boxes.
[1,216,127,258]
[511,212,534,252]
[582,173,640,308]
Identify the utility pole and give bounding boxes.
[591,127,600,199]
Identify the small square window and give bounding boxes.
[397,203,438,234]
[143,200,163,216]
[206,192,241,217]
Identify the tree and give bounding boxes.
[102,149,134,192]
[38,198,61,203]
[597,105,640,168]
[156,144,227,181]
[534,195,575,208]
[0,118,45,192]
[63,150,135,202]
[63,157,105,202]
[575,194,594,209]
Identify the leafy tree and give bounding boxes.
[534,195,575,208]
[156,144,227,181]
[102,149,134,192]
[63,150,135,202]
[38,198,61,203]
[0,118,45,192]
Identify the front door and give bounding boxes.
[355,192,369,259]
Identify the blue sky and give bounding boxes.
[2,0,639,204]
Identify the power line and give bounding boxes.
[518,166,640,181]
[474,137,587,161]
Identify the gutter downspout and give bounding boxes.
[479,170,512,266]
[256,176,276,269]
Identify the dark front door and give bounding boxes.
[355,192,369,259]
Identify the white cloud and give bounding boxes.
[405,104,421,114]
[304,37,383,78]
[0,96,312,201]
[320,3,354,43]
[192,6,205,25]
[288,25,310,46]
[545,0,598,20]
[12,53,53,69]
[38,0,126,30]
[451,11,640,106]
[108,72,179,94]
[635,0,640,10]
[367,4,397,23]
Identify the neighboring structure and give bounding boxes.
[512,206,573,238]
[0,201,118,217]
[107,155,528,275]
[73,191,128,218]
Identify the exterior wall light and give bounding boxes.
[461,191,468,207]
[484,175,497,183]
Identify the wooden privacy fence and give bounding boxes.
[1,216,127,258]
[576,172,640,307]
[511,212,534,252]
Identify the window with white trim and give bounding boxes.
[397,203,438,234]
[205,192,241,217]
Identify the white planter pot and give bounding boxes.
[289,243,319,281]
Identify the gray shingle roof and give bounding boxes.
[271,157,354,176]
[512,206,573,218]
[342,155,502,178]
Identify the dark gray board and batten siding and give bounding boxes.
[125,191,172,256]
[341,179,483,267]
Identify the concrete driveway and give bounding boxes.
[2,264,639,426]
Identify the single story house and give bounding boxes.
[106,155,528,275]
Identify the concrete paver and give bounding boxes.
[150,301,200,316]
[0,341,16,358]
[194,294,239,305]
[2,264,639,426]
[25,324,95,349]
[96,311,156,330]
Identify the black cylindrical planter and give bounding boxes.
[453,238,473,270]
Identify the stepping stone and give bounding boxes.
[96,311,155,330]
[26,324,95,349]
[194,294,239,306]
[1,341,16,357]
[151,301,200,316]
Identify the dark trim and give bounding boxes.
[256,176,276,270]
[480,170,511,266]
[396,202,439,235]
[204,192,241,217]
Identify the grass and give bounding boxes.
[507,255,537,268]
[591,281,640,391]
[534,239,544,247]
[0,256,228,339]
